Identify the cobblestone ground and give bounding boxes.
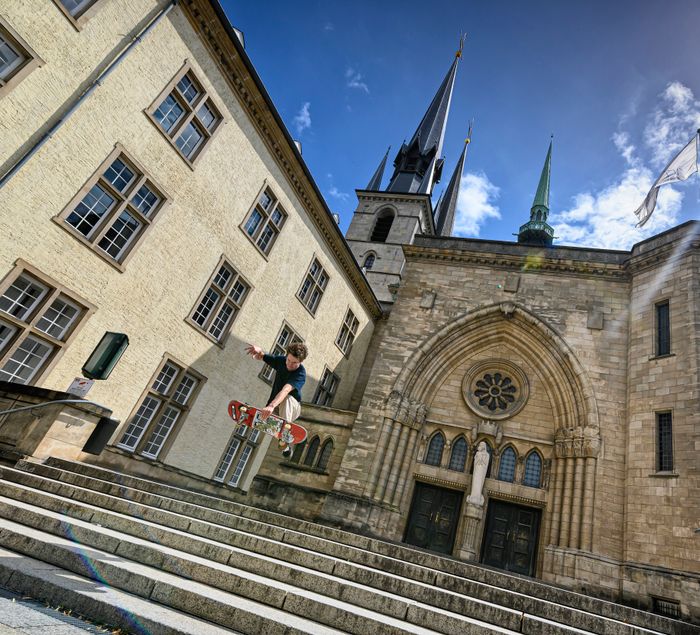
[0,586,120,634]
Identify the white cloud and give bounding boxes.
[644,81,700,168]
[551,81,697,250]
[293,102,311,135]
[453,172,501,237]
[323,22,334,31]
[329,186,349,201]
[552,165,683,250]
[345,68,369,94]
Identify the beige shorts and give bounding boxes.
[278,395,301,422]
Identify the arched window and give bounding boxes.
[448,437,468,471]
[290,439,305,463]
[424,432,445,466]
[370,210,394,242]
[523,451,542,487]
[363,253,375,270]
[316,439,334,470]
[497,447,516,482]
[470,441,493,478]
[303,436,320,467]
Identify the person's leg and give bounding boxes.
[278,396,300,457]
[279,395,300,422]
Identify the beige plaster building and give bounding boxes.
[0,0,697,625]
[0,0,380,491]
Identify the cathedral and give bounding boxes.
[249,47,700,618]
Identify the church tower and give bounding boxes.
[517,139,555,246]
[345,44,465,309]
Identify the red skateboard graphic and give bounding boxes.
[227,400,307,445]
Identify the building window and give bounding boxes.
[51,0,105,27]
[655,300,670,356]
[363,253,375,270]
[147,63,222,166]
[522,451,542,488]
[656,412,673,472]
[425,432,444,466]
[303,436,320,467]
[297,258,329,316]
[188,257,250,345]
[313,367,339,407]
[117,357,205,459]
[0,263,92,384]
[370,210,394,242]
[240,188,287,257]
[497,447,517,482]
[259,323,303,384]
[316,439,334,471]
[56,146,168,269]
[290,439,305,464]
[0,19,43,98]
[335,308,359,356]
[448,437,468,472]
[213,423,261,486]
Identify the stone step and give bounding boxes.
[0,505,525,635]
[0,546,243,635]
[0,479,604,635]
[0,466,676,635]
[14,459,687,635]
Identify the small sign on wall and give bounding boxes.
[66,377,94,398]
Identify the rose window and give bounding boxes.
[474,372,517,411]
[462,360,529,420]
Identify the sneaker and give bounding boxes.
[282,445,293,460]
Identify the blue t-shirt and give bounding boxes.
[262,354,306,404]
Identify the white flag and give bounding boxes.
[634,132,699,227]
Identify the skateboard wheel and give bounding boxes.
[284,423,291,429]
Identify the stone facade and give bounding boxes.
[255,225,700,622]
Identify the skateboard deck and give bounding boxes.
[227,400,307,445]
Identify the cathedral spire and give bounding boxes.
[517,137,555,246]
[435,125,471,236]
[386,39,463,195]
[366,146,390,191]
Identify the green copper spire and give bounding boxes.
[532,138,552,212]
[517,137,555,246]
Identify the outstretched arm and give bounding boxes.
[262,383,294,419]
[245,343,264,361]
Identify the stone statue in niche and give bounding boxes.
[467,441,490,506]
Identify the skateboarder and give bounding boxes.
[245,341,308,458]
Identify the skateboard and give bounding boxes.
[227,400,308,445]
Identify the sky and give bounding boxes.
[220,0,700,250]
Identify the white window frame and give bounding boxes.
[117,357,205,460]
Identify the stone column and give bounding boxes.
[570,456,584,548]
[553,426,601,550]
[374,421,401,500]
[366,418,393,497]
[391,428,419,507]
[383,424,410,505]
[458,502,484,560]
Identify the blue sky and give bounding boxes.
[221,1,700,250]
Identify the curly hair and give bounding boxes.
[287,342,308,362]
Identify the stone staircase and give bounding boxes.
[0,458,694,635]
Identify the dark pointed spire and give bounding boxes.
[366,146,390,190]
[435,125,471,236]
[518,137,555,246]
[387,38,463,195]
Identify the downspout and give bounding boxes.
[0,0,178,190]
